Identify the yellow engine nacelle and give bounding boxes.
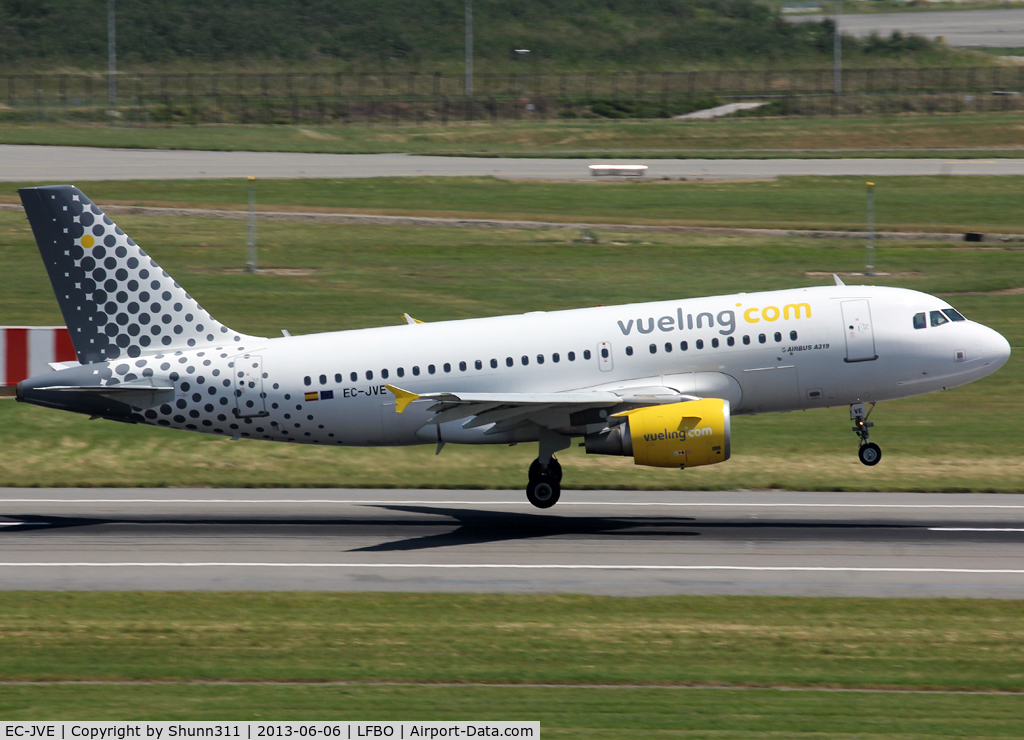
[583,398,731,469]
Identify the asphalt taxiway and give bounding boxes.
[2,489,1023,597]
[789,9,1024,48]
[4,145,1024,182]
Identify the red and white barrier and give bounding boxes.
[0,327,76,387]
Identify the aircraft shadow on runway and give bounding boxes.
[1,506,926,553]
[353,505,927,552]
[0,510,703,552]
[353,506,701,552]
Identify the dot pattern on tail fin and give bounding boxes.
[20,185,261,365]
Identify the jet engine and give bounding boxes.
[584,398,731,468]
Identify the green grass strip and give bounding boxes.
[3,114,1024,156]
[9,175,1024,234]
[1,593,1023,691]
[3,684,1024,736]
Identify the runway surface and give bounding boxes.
[2,489,1024,597]
[4,145,1024,182]
[790,8,1024,47]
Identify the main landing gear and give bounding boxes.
[850,402,882,466]
[526,432,571,508]
[527,457,562,509]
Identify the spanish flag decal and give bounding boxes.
[304,390,335,402]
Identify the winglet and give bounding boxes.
[403,313,424,325]
[385,384,420,413]
[833,273,846,287]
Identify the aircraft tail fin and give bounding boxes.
[19,185,258,365]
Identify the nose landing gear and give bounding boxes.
[851,402,882,466]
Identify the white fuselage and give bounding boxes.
[111,284,1008,447]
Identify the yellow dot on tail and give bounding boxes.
[81,235,95,248]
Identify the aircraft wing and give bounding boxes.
[385,384,696,435]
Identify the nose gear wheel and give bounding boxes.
[858,442,882,466]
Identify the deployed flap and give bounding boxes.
[418,390,622,406]
[385,385,621,411]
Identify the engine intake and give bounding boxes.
[584,398,731,469]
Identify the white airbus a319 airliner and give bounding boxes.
[17,186,1011,507]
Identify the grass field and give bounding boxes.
[9,175,1024,234]
[0,593,1022,734]
[0,193,1020,491]
[3,113,1024,157]
[4,685,1024,737]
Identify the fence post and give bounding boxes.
[36,75,44,120]
[245,177,257,274]
[865,182,875,274]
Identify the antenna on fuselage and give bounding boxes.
[833,274,846,287]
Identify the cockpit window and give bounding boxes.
[930,310,949,327]
[942,308,966,322]
[913,312,926,330]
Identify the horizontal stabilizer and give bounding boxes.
[33,381,175,409]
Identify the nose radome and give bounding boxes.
[981,325,1011,370]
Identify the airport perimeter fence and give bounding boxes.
[4,67,1024,124]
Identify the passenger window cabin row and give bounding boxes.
[302,331,799,387]
[626,330,796,356]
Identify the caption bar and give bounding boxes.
[1,724,538,740]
